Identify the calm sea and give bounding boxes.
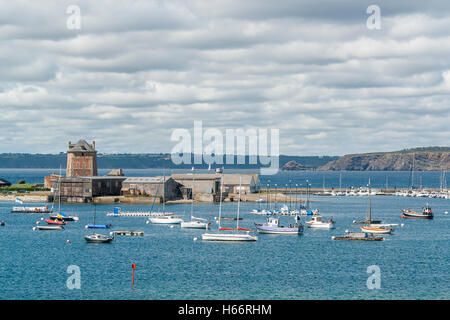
[0,169,449,300]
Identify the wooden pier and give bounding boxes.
[111,230,144,236]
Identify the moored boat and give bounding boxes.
[332,231,384,241]
[49,213,79,221]
[180,173,210,230]
[202,175,258,242]
[84,204,113,243]
[149,216,183,224]
[360,225,393,234]
[305,215,335,229]
[45,218,68,225]
[180,217,210,229]
[255,215,303,235]
[402,204,433,219]
[86,224,112,229]
[35,225,64,231]
[84,233,114,243]
[201,232,257,241]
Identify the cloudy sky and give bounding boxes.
[1,0,449,156]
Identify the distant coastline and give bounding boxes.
[0,153,337,170]
[0,147,449,171]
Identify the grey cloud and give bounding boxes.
[0,0,449,155]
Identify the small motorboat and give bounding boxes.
[305,215,336,229]
[254,215,303,235]
[0,221,5,226]
[85,224,112,229]
[84,233,114,243]
[36,225,64,231]
[49,214,79,221]
[332,230,384,241]
[148,216,183,224]
[45,218,68,225]
[402,204,434,219]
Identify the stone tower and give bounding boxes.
[66,140,98,177]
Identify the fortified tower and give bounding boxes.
[66,139,98,177]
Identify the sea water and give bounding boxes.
[0,169,448,299]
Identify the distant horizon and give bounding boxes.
[0,145,449,157]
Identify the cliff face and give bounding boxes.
[319,152,450,171]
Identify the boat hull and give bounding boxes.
[180,221,210,229]
[149,217,183,224]
[332,236,383,241]
[360,226,393,234]
[401,210,433,219]
[86,224,112,229]
[255,224,303,235]
[37,225,64,231]
[45,219,67,225]
[84,234,114,243]
[306,222,335,229]
[50,215,78,221]
[201,233,258,241]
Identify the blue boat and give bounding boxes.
[255,215,303,235]
[86,224,112,229]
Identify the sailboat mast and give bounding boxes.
[368,179,372,222]
[218,175,223,229]
[237,176,242,229]
[191,174,194,219]
[58,165,62,212]
[162,169,166,213]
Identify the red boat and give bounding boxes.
[45,219,68,225]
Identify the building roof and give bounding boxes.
[123,176,172,184]
[171,173,220,181]
[171,173,258,185]
[68,139,96,152]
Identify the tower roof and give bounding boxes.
[68,139,96,152]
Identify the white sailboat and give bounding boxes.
[148,174,184,225]
[202,176,257,241]
[357,179,393,234]
[181,173,210,229]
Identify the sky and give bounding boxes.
[0,0,449,156]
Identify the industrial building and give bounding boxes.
[120,176,181,201]
[52,176,127,203]
[47,139,261,203]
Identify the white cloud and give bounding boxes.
[0,0,449,155]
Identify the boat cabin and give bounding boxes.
[266,216,280,227]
